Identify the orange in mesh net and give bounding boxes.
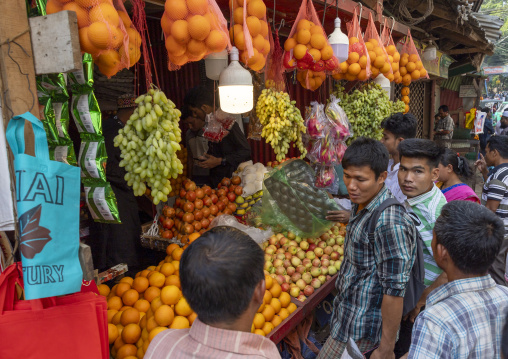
[398,29,429,86]
[46,0,142,78]
[380,18,402,83]
[297,69,326,91]
[364,12,392,80]
[162,0,231,70]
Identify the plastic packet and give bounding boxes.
[37,73,68,99]
[162,0,231,69]
[325,95,352,141]
[399,29,429,86]
[202,112,230,143]
[39,98,72,145]
[49,144,78,167]
[78,134,107,182]
[307,136,347,166]
[380,18,401,83]
[305,102,327,138]
[315,165,335,188]
[209,214,273,245]
[84,182,121,224]
[364,12,392,79]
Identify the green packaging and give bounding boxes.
[78,134,107,181]
[49,144,77,167]
[39,97,72,145]
[84,182,121,224]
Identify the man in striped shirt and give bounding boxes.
[144,226,281,359]
[476,135,508,286]
[395,139,447,357]
[402,201,508,358]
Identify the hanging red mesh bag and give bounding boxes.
[265,26,286,92]
[296,69,326,91]
[160,0,231,70]
[228,0,270,72]
[399,29,429,86]
[380,18,402,83]
[364,12,392,80]
[282,0,339,75]
[46,0,142,78]
[332,8,370,82]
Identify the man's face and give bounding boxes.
[184,115,205,132]
[484,143,496,167]
[500,116,508,129]
[398,156,439,198]
[380,130,401,156]
[343,165,387,206]
[189,105,208,122]
[438,108,447,118]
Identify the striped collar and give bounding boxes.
[406,184,441,207]
[426,275,497,307]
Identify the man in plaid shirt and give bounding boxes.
[319,138,418,359]
[402,201,508,358]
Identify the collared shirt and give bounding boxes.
[434,115,455,140]
[405,184,447,286]
[144,318,281,359]
[482,163,508,230]
[330,186,417,344]
[408,276,508,358]
[385,159,406,203]
[495,120,508,136]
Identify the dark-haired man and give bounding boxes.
[479,107,495,155]
[402,201,508,358]
[319,137,418,359]
[476,135,508,286]
[144,226,281,359]
[434,105,454,141]
[495,110,508,136]
[381,112,418,203]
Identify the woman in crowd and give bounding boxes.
[437,148,479,203]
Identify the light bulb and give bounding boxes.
[328,18,349,64]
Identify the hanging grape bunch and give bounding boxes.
[114,88,183,204]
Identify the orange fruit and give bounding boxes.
[233,30,246,51]
[310,25,322,35]
[141,328,149,340]
[358,69,368,81]
[399,67,407,76]
[118,11,132,28]
[132,277,149,293]
[120,277,134,285]
[108,309,118,323]
[75,0,109,6]
[297,19,311,32]
[122,323,141,344]
[411,70,420,80]
[165,0,188,20]
[165,36,186,57]
[393,52,401,63]
[159,263,174,277]
[166,243,180,256]
[380,62,391,74]
[175,297,193,316]
[265,275,273,290]
[204,11,219,28]
[144,287,161,303]
[278,308,289,320]
[308,48,321,61]
[171,20,190,44]
[78,27,98,54]
[172,247,184,261]
[365,42,374,51]
[112,311,124,325]
[293,44,307,60]
[349,37,359,45]
[339,61,348,73]
[402,95,410,104]
[415,60,423,70]
[161,15,174,35]
[134,299,150,313]
[348,63,361,75]
[261,304,275,322]
[165,275,181,288]
[269,283,282,299]
[63,2,89,28]
[89,3,119,27]
[263,290,272,305]
[110,26,124,49]
[259,20,269,37]
[344,73,357,81]
[46,0,63,14]
[121,308,141,326]
[402,74,412,86]
[386,44,396,55]
[161,285,181,305]
[287,302,297,314]
[139,270,150,278]
[149,327,168,341]
[257,302,265,313]
[253,312,265,329]
[88,22,114,50]
[246,16,261,37]
[205,30,227,52]
[127,28,142,47]
[170,316,190,329]
[117,343,137,359]
[188,312,198,325]
[296,29,311,45]
[347,51,359,64]
[284,38,297,51]
[310,34,326,50]
[187,39,207,58]
[408,53,419,63]
[401,87,410,96]
[406,62,416,73]
[146,316,158,332]
[368,50,377,62]
[252,34,265,52]
[373,56,385,69]
[359,55,368,69]
[279,292,291,308]
[233,7,244,25]
[98,284,110,297]
[121,42,141,67]
[150,297,163,313]
[97,49,121,69]
[171,261,180,272]
[148,272,165,288]
[368,38,378,47]
[155,305,175,326]
[420,68,427,77]
[247,0,266,19]
[271,315,282,328]
[371,66,380,78]
[108,296,123,311]
[254,329,265,336]
[188,15,210,41]
[391,62,399,72]
[143,340,149,353]
[270,298,281,314]
[262,322,274,335]
[400,56,409,67]
[122,289,140,306]
[187,0,207,15]
[319,45,332,61]
[404,105,410,113]
[109,323,119,344]
[332,72,344,80]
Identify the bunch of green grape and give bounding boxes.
[333,83,407,143]
[113,88,183,204]
[256,89,307,162]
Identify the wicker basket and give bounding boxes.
[140,217,182,252]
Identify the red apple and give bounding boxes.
[227,192,236,202]
[311,278,322,289]
[286,266,296,276]
[291,272,302,282]
[281,282,290,293]
[297,294,306,302]
[308,244,317,252]
[200,218,210,229]
[296,265,306,274]
[304,285,314,296]
[312,258,321,267]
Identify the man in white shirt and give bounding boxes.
[381,112,418,203]
[495,111,508,136]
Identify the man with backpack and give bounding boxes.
[318,138,418,359]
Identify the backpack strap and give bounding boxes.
[368,198,402,240]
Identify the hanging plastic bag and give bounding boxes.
[380,18,402,83]
[315,165,336,188]
[282,0,339,78]
[325,95,353,142]
[305,102,327,138]
[46,0,142,77]
[332,8,370,82]
[265,26,286,92]
[399,29,429,86]
[208,214,273,245]
[161,0,231,69]
[364,12,392,80]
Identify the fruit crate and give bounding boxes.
[267,273,338,344]
[140,219,182,252]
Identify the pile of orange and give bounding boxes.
[101,238,200,359]
[364,38,391,79]
[296,70,326,91]
[161,0,229,66]
[252,274,298,336]
[401,86,410,113]
[332,37,368,82]
[284,19,334,65]
[398,53,427,87]
[46,0,142,78]
[384,44,401,83]
[229,0,270,71]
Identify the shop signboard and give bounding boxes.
[459,85,477,98]
[483,66,508,75]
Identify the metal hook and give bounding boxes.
[322,0,328,26]
[389,16,395,37]
[353,3,363,38]
[278,19,285,32]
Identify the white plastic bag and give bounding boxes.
[209,214,273,245]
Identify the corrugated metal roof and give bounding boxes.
[440,75,474,92]
[470,12,503,44]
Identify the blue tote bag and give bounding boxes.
[6,112,82,299]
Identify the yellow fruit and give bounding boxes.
[108,296,123,311]
[150,297,164,314]
[262,322,274,335]
[320,46,333,61]
[348,63,361,75]
[420,68,428,77]
[297,19,311,31]
[170,316,190,329]
[254,329,265,336]
[380,62,391,74]
[166,243,180,256]
[89,3,119,27]
[308,48,321,61]
[271,315,282,328]
[373,56,385,69]
[246,16,261,37]
[253,312,265,329]
[187,0,207,15]
[78,27,98,54]
[339,61,348,73]
[296,29,311,45]
[109,323,119,344]
[122,323,141,344]
[349,37,359,45]
[386,44,396,55]
[293,44,307,60]
[188,15,211,41]
[411,70,420,80]
[188,312,198,325]
[406,62,416,73]
[415,60,423,70]
[175,297,193,316]
[121,308,141,326]
[98,284,110,297]
[347,52,359,64]
[287,302,297,314]
[63,2,89,28]
[160,285,181,305]
[164,0,188,20]
[122,289,140,307]
[278,308,289,320]
[359,55,368,69]
[265,275,273,290]
[279,292,291,308]
[270,298,281,314]
[310,34,326,50]
[247,0,266,19]
[261,304,275,322]
[154,305,175,327]
[117,344,137,359]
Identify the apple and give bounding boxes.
[287,246,298,255]
[297,294,307,302]
[332,244,340,251]
[276,233,284,240]
[291,272,302,282]
[291,257,302,267]
[265,247,275,255]
[326,275,332,281]
[318,241,327,249]
[304,285,314,296]
[290,287,300,298]
[281,282,290,293]
[321,266,328,276]
[334,261,342,270]
[284,275,291,283]
[337,247,344,255]
[269,236,279,247]
[312,258,321,267]
[306,251,316,260]
[275,266,286,275]
[330,251,339,261]
[296,279,306,290]
[287,232,296,240]
[321,259,330,268]
[294,236,302,244]
[308,244,317,252]
[285,252,292,260]
[337,236,345,245]
[296,250,306,260]
[328,266,337,275]
[303,260,312,270]
[326,237,336,247]
[302,272,312,284]
[324,246,333,255]
[321,254,330,261]
[264,262,273,271]
[320,233,330,241]
[276,274,286,285]
[300,241,309,251]
[276,248,285,255]
[283,260,292,268]
[286,266,296,276]
[314,247,324,257]
[276,253,285,260]
[264,254,272,262]
[308,238,316,244]
[311,278,322,289]
[318,275,327,284]
[273,259,283,268]
[288,240,298,247]
[311,266,322,277]
[279,237,288,246]
[296,265,306,274]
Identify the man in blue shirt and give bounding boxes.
[479,107,494,156]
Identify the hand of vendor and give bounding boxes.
[326,210,351,224]
[197,154,222,169]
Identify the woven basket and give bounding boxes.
[140,217,182,252]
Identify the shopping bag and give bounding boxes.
[0,263,108,359]
[6,112,82,300]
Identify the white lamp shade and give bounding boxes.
[423,45,437,61]
[218,47,253,114]
[374,73,392,99]
[328,18,349,64]
[205,50,228,81]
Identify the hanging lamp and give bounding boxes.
[374,73,392,99]
[423,41,437,61]
[328,18,349,64]
[218,47,254,114]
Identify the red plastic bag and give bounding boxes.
[229,0,270,71]
[399,29,429,86]
[265,27,286,92]
[282,0,339,80]
[364,12,392,79]
[161,0,231,69]
[380,18,402,83]
[47,0,142,78]
[332,8,370,82]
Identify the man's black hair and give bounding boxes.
[482,107,491,115]
[183,85,217,110]
[381,112,417,139]
[439,148,473,179]
[398,138,444,168]
[434,201,504,275]
[342,137,389,179]
[179,226,264,325]
[439,105,449,113]
[487,135,508,159]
